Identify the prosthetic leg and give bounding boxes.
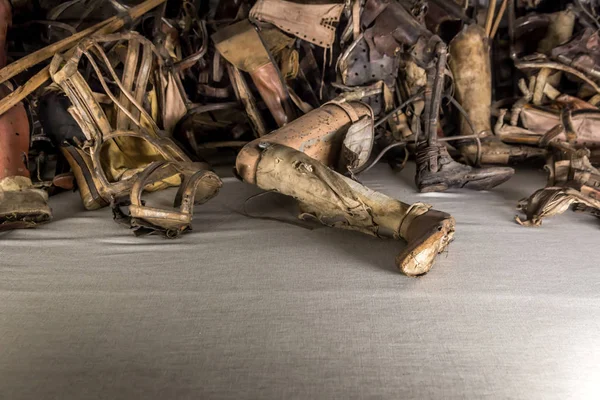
[236,101,455,276]
[415,38,514,192]
[448,24,545,165]
[0,0,51,231]
[361,0,514,192]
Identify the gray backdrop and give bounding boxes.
[1,164,599,399]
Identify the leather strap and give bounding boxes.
[125,161,221,237]
[250,0,344,49]
[361,0,390,28]
[399,202,432,239]
[560,108,577,143]
[325,99,360,123]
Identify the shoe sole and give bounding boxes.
[419,170,514,193]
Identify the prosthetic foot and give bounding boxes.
[236,101,456,276]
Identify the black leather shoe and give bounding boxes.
[415,144,514,192]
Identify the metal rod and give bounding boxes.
[374,91,424,128]
[490,0,509,39]
[485,0,498,37]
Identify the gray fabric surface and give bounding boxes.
[1,163,599,399]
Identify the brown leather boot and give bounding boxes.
[0,176,51,231]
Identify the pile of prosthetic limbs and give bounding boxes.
[1,0,599,275]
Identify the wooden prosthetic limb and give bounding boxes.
[0,0,27,180]
[236,102,455,276]
[237,101,372,180]
[0,84,29,180]
[448,24,545,164]
[0,82,51,230]
[0,0,51,230]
